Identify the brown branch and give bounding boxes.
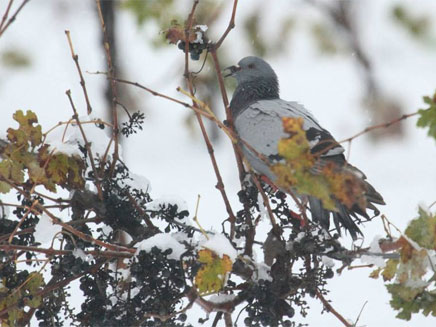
[7,199,38,243]
[0,180,131,254]
[316,289,352,327]
[251,174,277,229]
[65,89,103,200]
[99,75,192,109]
[311,110,419,159]
[339,111,419,144]
[95,0,120,176]
[38,204,136,254]
[183,0,237,239]
[0,0,14,33]
[65,30,93,114]
[213,0,238,49]
[0,0,30,38]
[0,244,133,259]
[0,227,34,243]
[209,50,246,186]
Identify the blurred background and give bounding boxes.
[1,0,436,326]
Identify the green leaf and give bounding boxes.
[0,159,24,184]
[417,92,436,140]
[405,207,436,250]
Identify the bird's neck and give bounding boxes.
[230,78,279,118]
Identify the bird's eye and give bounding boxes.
[248,63,255,69]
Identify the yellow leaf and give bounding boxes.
[381,259,399,281]
[369,267,382,279]
[194,249,233,295]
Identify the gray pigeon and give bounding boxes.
[225,56,385,238]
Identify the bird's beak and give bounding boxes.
[223,65,241,78]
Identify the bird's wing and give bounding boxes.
[234,99,345,180]
[250,99,345,157]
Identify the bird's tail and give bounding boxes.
[308,179,385,239]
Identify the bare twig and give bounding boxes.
[213,0,238,49]
[182,0,237,239]
[0,244,133,259]
[251,173,277,228]
[0,0,14,33]
[316,289,352,327]
[65,30,93,115]
[339,111,419,144]
[65,90,103,200]
[39,204,135,254]
[0,0,30,38]
[7,199,38,243]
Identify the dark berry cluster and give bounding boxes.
[121,111,145,137]
[177,40,208,60]
[241,280,295,327]
[73,247,194,327]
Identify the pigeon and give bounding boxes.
[225,56,385,238]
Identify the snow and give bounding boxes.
[47,139,82,157]
[321,255,336,268]
[0,202,10,219]
[207,293,235,304]
[44,115,119,160]
[253,262,272,281]
[360,235,387,268]
[257,192,267,219]
[200,234,238,261]
[72,248,94,262]
[294,232,306,242]
[34,213,62,246]
[117,171,151,193]
[193,31,204,44]
[146,194,188,212]
[196,25,208,32]
[135,233,186,260]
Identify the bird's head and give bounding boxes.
[224,56,278,85]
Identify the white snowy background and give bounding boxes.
[1,0,436,326]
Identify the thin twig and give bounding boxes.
[8,199,38,243]
[213,0,238,49]
[65,89,103,200]
[39,204,136,254]
[65,30,93,114]
[339,111,419,144]
[251,173,277,228]
[192,194,209,239]
[208,0,246,240]
[0,244,133,259]
[0,0,30,38]
[182,0,237,239]
[316,289,352,327]
[0,0,14,32]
